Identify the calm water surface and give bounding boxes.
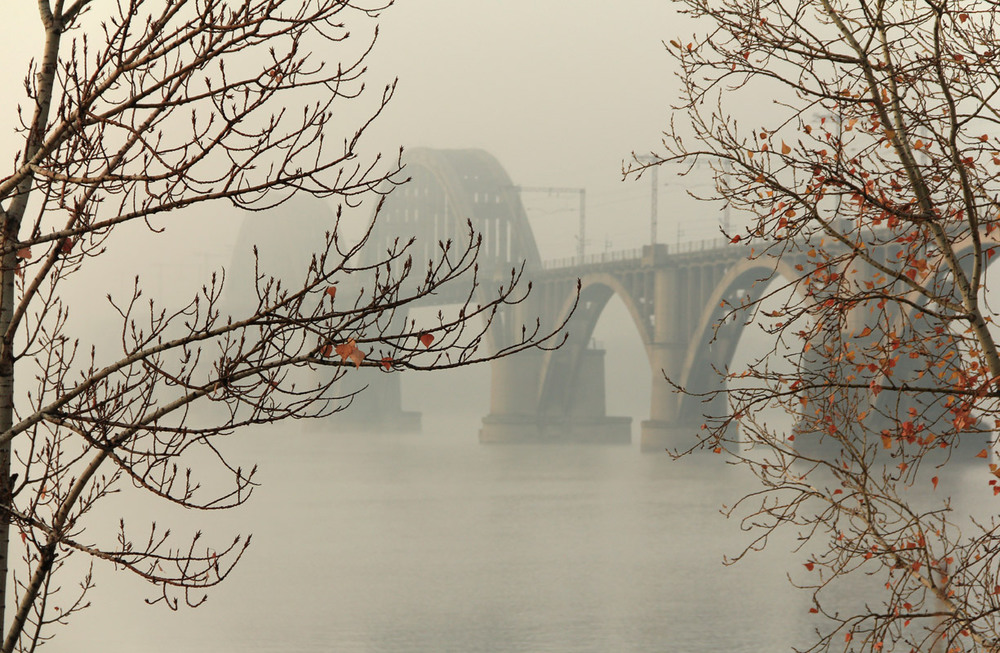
[58,415,827,652]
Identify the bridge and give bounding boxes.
[348,147,795,452]
[224,147,997,456]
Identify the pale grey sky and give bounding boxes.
[0,2,721,267]
[363,0,710,257]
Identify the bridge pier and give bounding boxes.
[639,265,707,451]
[480,349,631,444]
[641,342,711,451]
[319,368,421,433]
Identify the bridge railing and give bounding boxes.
[541,248,643,270]
[539,237,732,270]
[668,237,730,254]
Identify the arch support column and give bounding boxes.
[640,342,703,451]
[480,348,631,444]
[640,265,704,452]
[479,350,543,442]
[324,368,422,432]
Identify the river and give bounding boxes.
[42,412,854,652]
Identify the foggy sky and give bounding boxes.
[6,2,712,244]
[0,2,722,266]
[364,0,704,257]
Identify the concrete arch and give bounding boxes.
[891,234,1000,327]
[676,256,803,416]
[536,273,652,415]
[549,272,653,351]
[868,236,1000,437]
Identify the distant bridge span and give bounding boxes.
[356,147,791,451]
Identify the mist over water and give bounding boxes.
[48,410,826,653]
[43,257,846,653]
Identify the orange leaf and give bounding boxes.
[730,234,741,243]
[419,333,434,348]
[16,247,30,260]
[804,561,815,571]
[981,134,990,142]
[845,633,852,642]
[325,286,337,299]
[809,607,818,613]
[335,338,365,368]
[858,326,872,338]
[60,238,74,254]
[932,476,939,489]
[988,248,996,260]
[335,339,356,360]
[977,448,989,458]
[713,446,722,454]
[960,12,969,22]
[320,344,333,357]
[869,379,882,397]
[381,356,393,371]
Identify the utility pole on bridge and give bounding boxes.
[514,186,587,263]
[635,156,660,246]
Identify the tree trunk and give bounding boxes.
[0,8,62,635]
[0,248,12,641]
